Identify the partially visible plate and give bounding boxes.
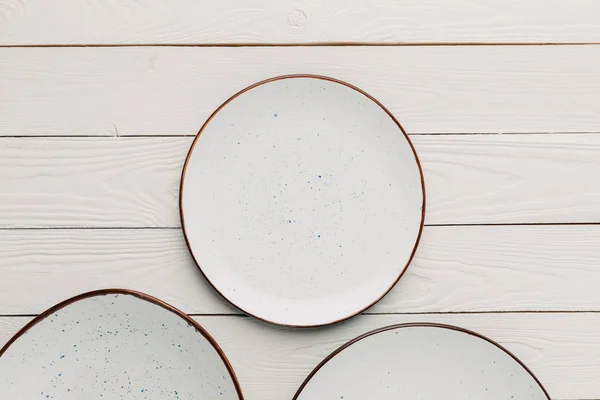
[293,323,550,400]
[0,289,243,400]
[180,75,425,327]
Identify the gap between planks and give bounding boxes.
[2,222,600,231]
[2,132,600,138]
[3,42,600,49]
[2,310,600,318]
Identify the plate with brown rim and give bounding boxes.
[0,289,243,400]
[293,323,550,400]
[180,75,425,327]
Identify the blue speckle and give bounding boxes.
[274,113,278,117]
[317,234,321,238]
[318,175,322,178]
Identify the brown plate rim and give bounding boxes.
[292,322,551,400]
[179,74,427,328]
[0,288,245,400]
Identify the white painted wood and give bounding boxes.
[2,46,600,136]
[1,313,598,399]
[0,4,596,400]
[418,134,600,225]
[0,229,233,315]
[0,137,191,228]
[1,225,599,315]
[1,0,600,45]
[1,135,600,228]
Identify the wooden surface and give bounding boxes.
[1,135,600,228]
[1,225,600,316]
[1,2,599,400]
[1,0,600,45]
[2,46,600,136]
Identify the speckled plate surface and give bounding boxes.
[180,75,425,327]
[293,323,550,400]
[0,289,243,400]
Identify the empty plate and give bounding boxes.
[0,289,243,400]
[293,323,550,400]
[180,75,425,327]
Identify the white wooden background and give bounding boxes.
[2,1,600,399]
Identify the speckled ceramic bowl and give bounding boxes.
[293,323,550,400]
[180,75,425,327]
[0,289,243,400]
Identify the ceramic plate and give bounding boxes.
[180,75,425,327]
[293,323,550,400]
[0,289,243,400]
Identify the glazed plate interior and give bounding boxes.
[294,324,549,400]
[180,76,425,327]
[0,290,241,400]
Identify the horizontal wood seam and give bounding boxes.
[2,42,600,48]
[2,132,600,138]
[3,311,600,318]
[2,222,600,231]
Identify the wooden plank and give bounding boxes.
[1,313,598,399]
[418,133,600,225]
[0,137,190,228]
[1,0,600,45]
[2,46,600,136]
[0,228,233,315]
[1,225,599,314]
[1,134,600,228]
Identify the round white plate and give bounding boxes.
[293,323,550,400]
[0,290,242,400]
[180,75,425,327]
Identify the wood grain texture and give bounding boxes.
[418,134,600,224]
[1,225,599,315]
[0,137,190,228]
[2,46,600,136]
[1,5,597,400]
[1,313,598,399]
[1,0,600,45]
[1,134,600,227]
